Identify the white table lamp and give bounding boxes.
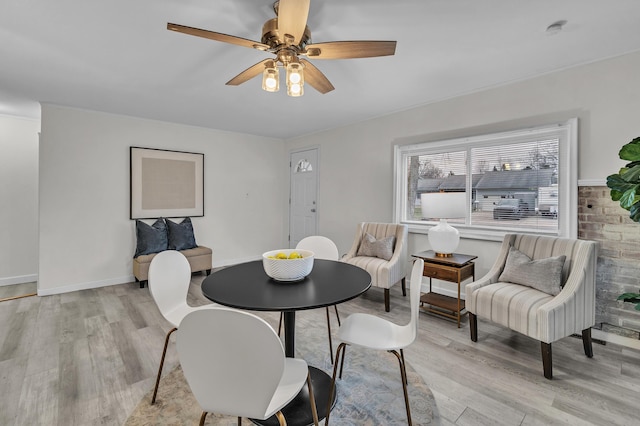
[421,192,467,257]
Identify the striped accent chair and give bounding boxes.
[466,233,597,379]
[342,222,408,312]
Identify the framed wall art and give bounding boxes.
[130,146,204,219]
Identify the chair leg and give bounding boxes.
[400,348,408,385]
[390,349,413,426]
[199,411,208,426]
[278,312,283,337]
[334,305,341,326]
[469,313,478,342]
[152,327,177,404]
[401,277,407,296]
[325,343,347,426]
[237,417,242,425]
[339,344,347,379]
[384,289,390,312]
[541,342,553,380]
[582,328,594,358]
[307,371,320,426]
[275,411,286,426]
[325,307,334,364]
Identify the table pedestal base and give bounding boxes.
[250,366,336,426]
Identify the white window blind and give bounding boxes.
[393,119,577,239]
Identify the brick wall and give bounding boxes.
[579,186,640,338]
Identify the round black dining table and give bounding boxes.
[201,259,371,426]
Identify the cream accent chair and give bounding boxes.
[342,222,408,312]
[466,234,598,379]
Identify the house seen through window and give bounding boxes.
[394,119,577,239]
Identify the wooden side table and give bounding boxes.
[412,250,477,328]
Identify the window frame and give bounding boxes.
[392,118,578,241]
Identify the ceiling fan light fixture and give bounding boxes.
[286,60,304,97]
[262,60,280,92]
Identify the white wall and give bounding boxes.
[38,105,286,294]
[286,50,640,287]
[0,114,39,286]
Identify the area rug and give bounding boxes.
[126,314,437,425]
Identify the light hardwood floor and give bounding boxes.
[1,276,639,425]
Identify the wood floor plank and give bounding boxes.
[2,278,640,425]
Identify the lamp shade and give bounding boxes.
[421,192,467,257]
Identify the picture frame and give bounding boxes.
[130,146,204,219]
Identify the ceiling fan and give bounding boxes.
[167,0,397,97]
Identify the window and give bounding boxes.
[393,119,577,239]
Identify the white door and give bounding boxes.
[289,149,318,248]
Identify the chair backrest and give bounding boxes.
[176,308,286,419]
[504,233,596,286]
[348,222,408,261]
[148,250,192,318]
[408,258,424,338]
[296,236,339,260]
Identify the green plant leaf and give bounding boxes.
[619,137,640,161]
[630,201,640,223]
[618,293,640,300]
[607,174,636,195]
[635,303,640,311]
[620,187,639,209]
[610,189,624,202]
[621,164,640,182]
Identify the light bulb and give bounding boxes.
[289,72,301,84]
[265,76,277,89]
[291,83,301,94]
[261,60,279,92]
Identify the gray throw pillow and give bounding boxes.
[498,247,566,296]
[357,233,396,261]
[134,218,168,258]
[166,217,197,251]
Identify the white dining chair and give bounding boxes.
[177,308,319,426]
[147,249,219,404]
[278,235,342,363]
[324,258,424,425]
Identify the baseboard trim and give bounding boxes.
[0,274,38,287]
[37,256,262,296]
[592,328,640,350]
[38,275,135,296]
[419,280,467,300]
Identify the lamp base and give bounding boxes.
[434,252,454,258]
[428,219,460,257]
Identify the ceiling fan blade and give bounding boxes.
[305,41,397,59]
[300,59,334,94]
[226,59,271,86]
[167,23,270,51]
[276,0,310,45]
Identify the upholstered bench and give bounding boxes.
[133,217,212,288]
[134,245,212,288]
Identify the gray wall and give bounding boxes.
[37,105,287,294]
[0,115,39,286]
[285,50,640,286]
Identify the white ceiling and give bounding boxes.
[2,0,640,139]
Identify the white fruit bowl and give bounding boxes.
[262,249,314,282]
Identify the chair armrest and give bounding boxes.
[536,242,597,342]
[465,235,513,294]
